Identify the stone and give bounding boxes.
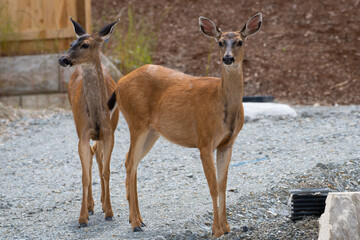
[0,95,21,108]
[21,93,70,109]
[316,163,328,170]
[100,53,123,82]
[0,53,122,95]
[0,102,18,120]
[243,103,297,121]
[0,54,60,95]
[0,53,122,109]
[59,52,123,91]
[318,192,360,240]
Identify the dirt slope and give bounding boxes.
[92,0,360,105]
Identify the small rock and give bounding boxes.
[228,188,238,193]
[316,163,328,169]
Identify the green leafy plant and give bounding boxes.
[112,6,158,74]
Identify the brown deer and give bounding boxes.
[108,13,262,237]
[59,18,119,227]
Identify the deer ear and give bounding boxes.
[240,12,262,38]
[70,17,87,38]
[199,17,221,38]
[98,19,120,40]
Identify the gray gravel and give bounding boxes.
[0,105,359,239]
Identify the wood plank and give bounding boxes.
[56,0,67,29]
[84,0,91,33]
[43,0,56,29]
[30,0,43,31]
[0,38,73,56]
[1,28,75,41]
[0,0,91,55]
[66,0,77,28]
[75,0,90,32]
[18,0,32,31]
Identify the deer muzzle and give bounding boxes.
[222,55,235,65]
[59,56,73,67]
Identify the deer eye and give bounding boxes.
[81,43,89,49]
[237,41,243,47]
[218,41,224,47]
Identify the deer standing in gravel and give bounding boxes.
[58,18,119,227]
[108,13,262,237]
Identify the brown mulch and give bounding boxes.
[92,0,360,105]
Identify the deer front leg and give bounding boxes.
[216,145,233,234]
[94,141,105,212]
[78,137,92,227]
[87,145,95,215]
[199,147,223,238]
[94,142,105,212]
[102,133,115,221]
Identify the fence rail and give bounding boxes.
[0,0,91,56]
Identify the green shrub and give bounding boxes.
[112,6,158,75]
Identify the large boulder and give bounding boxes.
[0,53,123,108]
[0,53,123,96]
[0,54,59,95]
[318,192,360,240]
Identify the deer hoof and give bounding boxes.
[105,216,113,221]
[88,210,94,215]
[133,226,143,232]
[79,223,87,228]
[141,222,146,227]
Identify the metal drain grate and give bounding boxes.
[290,188,333,221]
[242,95,274,102]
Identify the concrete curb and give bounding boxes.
[0,53,122,109]
[244,102,297,122]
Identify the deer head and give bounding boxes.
[199,13,262,67]
[59,17,119,67]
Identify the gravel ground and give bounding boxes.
[0,105,359,239]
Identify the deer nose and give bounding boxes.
[59,56,72,67]
[222,55,235,65]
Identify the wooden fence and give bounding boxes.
[0,0,91,56]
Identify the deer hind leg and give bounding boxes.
[78,136,92,227]
[87,144,95,215]
[94,141,105,212]
[216,145,233,234]
[125,128,159,231]
[199,146,223,237]
[101,133,115,221]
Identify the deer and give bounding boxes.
[107,13,262,237]
[58,17,120,227]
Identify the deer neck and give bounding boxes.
[220,63,244,107]
[80,57,107,122]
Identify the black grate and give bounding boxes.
[242,95,274,102]
[290,188,333,221]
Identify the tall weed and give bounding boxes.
[111,7,155,74]
[110,5,171,74]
